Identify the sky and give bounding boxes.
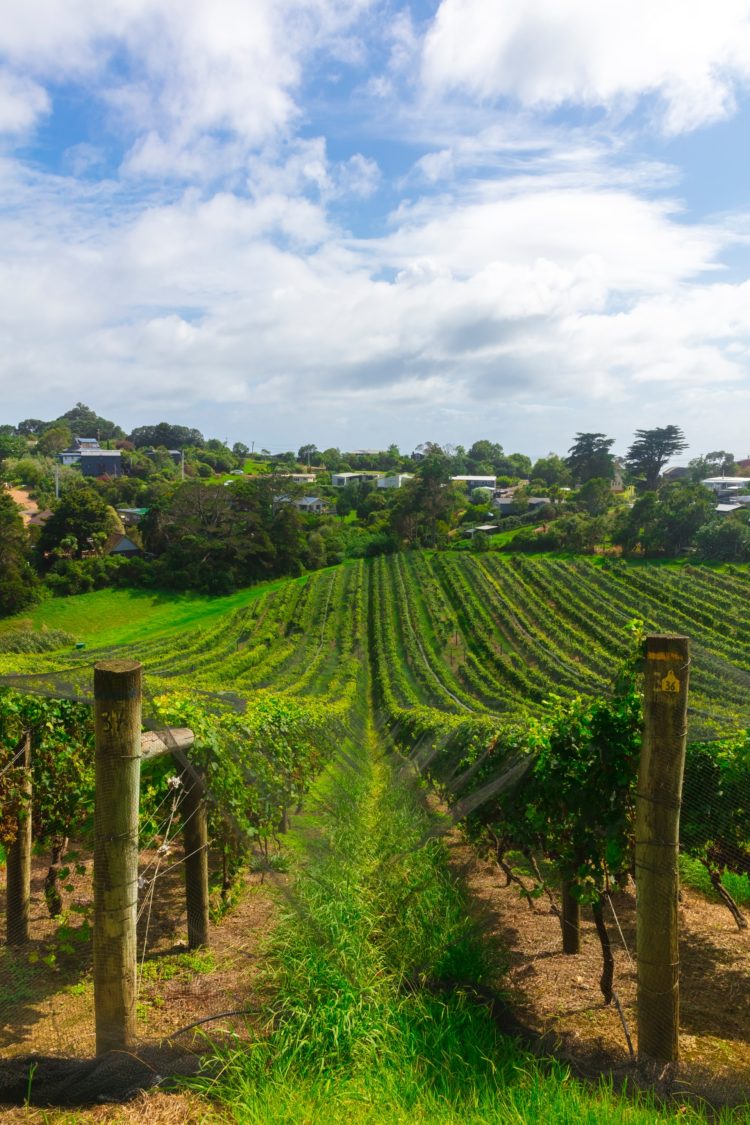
[2,0,750,461]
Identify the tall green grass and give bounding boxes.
[679,854,750,908]
[190,745,747,1123]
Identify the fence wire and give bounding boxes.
[2,642,750,1111]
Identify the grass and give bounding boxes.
[186,739,748,1123]
[679,854,750,909]
[0,576,301,648]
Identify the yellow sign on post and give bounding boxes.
[659,670,681,694]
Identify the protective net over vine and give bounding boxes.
[2,555,750,1108]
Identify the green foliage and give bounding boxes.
[37,483,111,562]
[152,690,341,856]
[0,489,39,615]
[0,690,94,860]
[0,628,75,653]
[695,516,750,562]
[566,432,615,484]
[191,743,723,1125]
[625,425,688,490]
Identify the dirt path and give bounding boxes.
[441,830,750,1105]
[6,486,39,525]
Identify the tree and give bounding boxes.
[467,440,504,465]
[688,450,736,482]
[566,433,615,484]
[0,491,38,614]
[37,484,111,562]
[575,477,614,517]
[232,442,250,457]
[625,425,688,490]
[0,434,27,464]
[297,444,319,466]
[531,454,572,488]
[37,424,73,456]
[695,517,750,562]
[613,482,713,556]
[57,402,124,440]
[130,422,204,449]
[16,418,47,437]
[389,452,461,548]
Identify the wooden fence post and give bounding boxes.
[93,659,142,1055]
[6,732,32,946]
[636,634,689,1064]
[182,769,209,949]
[561,880,581,954]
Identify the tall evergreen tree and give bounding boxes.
[626,425,688,490]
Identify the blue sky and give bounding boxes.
[2,0,750,461]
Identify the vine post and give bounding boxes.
[561,880,581,955]
[636,634,689,1064]
[181,767,209,948]
[93,659,142,1055]
[5,732,32,946]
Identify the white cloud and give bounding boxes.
[1,151,748,452]
[0,68,49,132]
[422,0,750,133]
[0,0,376,172]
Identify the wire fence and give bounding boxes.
[1,639,750,1110]
[0,664,278,1106]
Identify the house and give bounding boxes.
[293,497,328,515]
[464,524,499,539]
[331,471,383,487]
[79,450,122,478]
[377,474,414,489]
[116,508,148,525]
[276,473,316,484]
[451,475,497,492]
[59,437,101,465]
[701,477,750,498]
[105,533,141,557]
[661,466,690,482]
[60,447,122,477]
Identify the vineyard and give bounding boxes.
[2,554,750,1117]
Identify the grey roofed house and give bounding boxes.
[79,450,122,477]
[60,448,122,476]
[105,533,141,556]
[294,497,328,514]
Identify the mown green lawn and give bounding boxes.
[0,576,298,648]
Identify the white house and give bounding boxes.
[331,471,383,487]
[451,475,497,492]
[701,476,750,495]
[377,474,414,489]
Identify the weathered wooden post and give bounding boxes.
[561,880,581,955]
[5,732,32,946]
[93,659,142,1055]
[636,634,689,1064]
[182,769,209,948]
